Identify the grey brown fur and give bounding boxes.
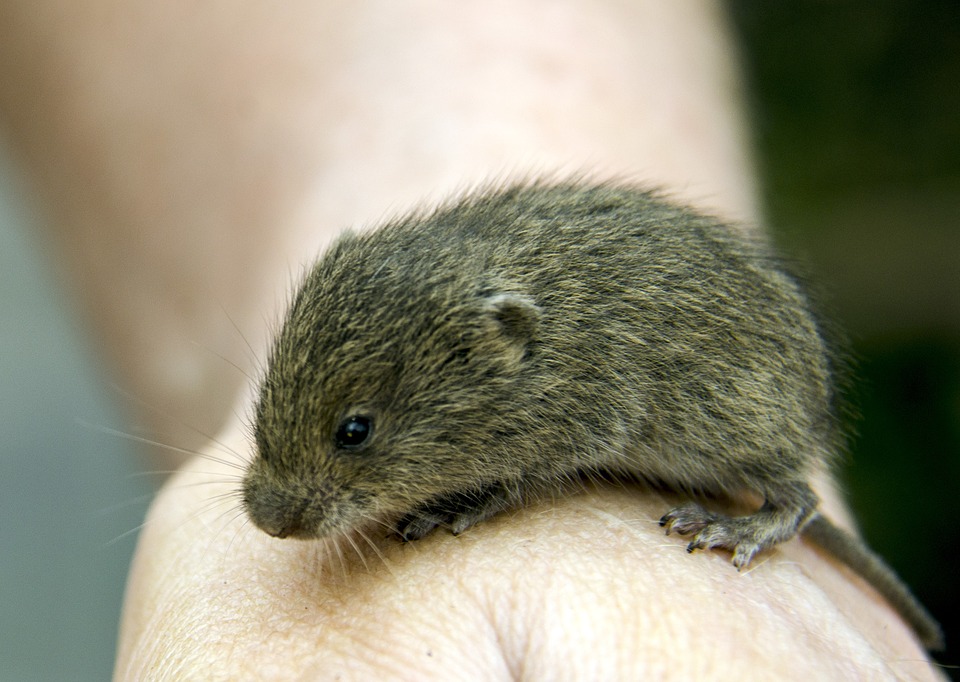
[242,180,942,649]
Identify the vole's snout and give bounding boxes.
[267,518,305,539]
[242,473,323,540]
[252,506,317,540]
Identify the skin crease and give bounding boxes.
[0,0,943,680]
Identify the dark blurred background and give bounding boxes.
[0,3,956,680]
[729,2,960,673]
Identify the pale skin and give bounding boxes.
[0,1,942,679]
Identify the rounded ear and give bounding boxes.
[480,293,541,345]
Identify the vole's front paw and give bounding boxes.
[396,483,513,541]
[396,511,445,541]
[660,502,762,569]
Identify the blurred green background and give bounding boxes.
[730,1,960,673]
[0,3,957,679]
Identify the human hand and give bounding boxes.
[115,422,940,680]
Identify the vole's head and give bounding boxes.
[242,226,540,540]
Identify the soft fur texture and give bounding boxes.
[242,181,941,649]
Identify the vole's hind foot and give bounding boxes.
[660,484,819,570]
[660,503,763,568]
[396,483,514,541]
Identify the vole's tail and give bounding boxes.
[801,513,944,651]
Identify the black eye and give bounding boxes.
[335,415,373,449]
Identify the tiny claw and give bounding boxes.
[731,545,759,571]
[396,514,442,542]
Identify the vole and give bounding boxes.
[242,180,943,650]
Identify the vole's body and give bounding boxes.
[243,181,942,649]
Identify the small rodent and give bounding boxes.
[242,180,943,650]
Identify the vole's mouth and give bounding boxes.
[250,512,315,540]
[244,488,325,540]
[265,519,316,540]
